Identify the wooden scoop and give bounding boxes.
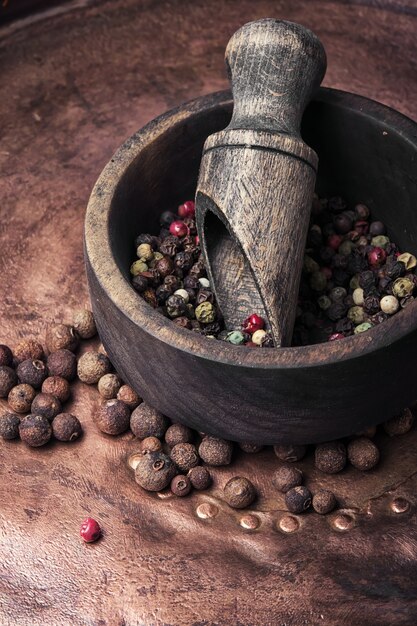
[195,19,327,346]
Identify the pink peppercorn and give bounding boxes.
[242,313,265,334]
[178,200,195,218]
[367,247,386,268]
[169,221,189,237]
[80,517,101,543]
[327,234,343,251]
[328,333,345,341]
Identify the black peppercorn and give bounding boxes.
[47,349,77,381]
[273,444,306,463]
[52,413,83,442]
[319,246,335,264]
[195,289,215,305]
[155,256,174,278]
[142,288,158,308]
[285,486,312,513]
[188,466,212,490]
[359,271,376,291]
[134,451,177,491]
[130,403,169,439]
[170,474,192,497]
[183,275,199,290]
[315,441,347,474]
[347,437,380,470]
[94,399,131,435]
[188,261,206,278]
[0,366,18,398]
[170,442,199,471]
[31,393,62,421]
[16,359,47,389]
[328,196,347,214]
[384,408,414,436]
[369,221,386,236]
[363,295,380,315]
[198,321,222,337]
[174,251,194,272]
[19,414,52,447]
[132,275,149,293]
[173,316,192,330]
[8,383,36,413]
[198,436,233,466]
[0,413,20,440]
[141,269,161,287]
[0,345,13,367]
[224,476,257,509]
[312,489,337,514]
[166,294,187,318]
[326,302,348,322]
[160,236,181,257]
[165,423,193,447]
[135,233,160,250]
[272,465,303,493]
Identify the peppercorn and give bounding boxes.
[338,240,354,256]
[0,345,13,367]
[359,270,376,291]
[352,288,364,306]
[8,383,36,413]
[19,414,52,447]
[155,255,174,278]
[0,413,20,440]
[380,295,399,315]
[315,441,346,474]
[398,252,417,270]
[80,517,101,543]
[224,476,256,509]
[195,289,215,306]
[317,295,331,311]
[166,294,187,318]
[47,349,77,381]
[45,323,79,353]
[347,437,380,470]
[304,255,320,274]
[135,233,160,249]
[77,351,111,385]
[41,376,71,403]
[188,465,212,490]
[371,235,390,249]
[132,275,149,293]
[31,393,62,421]
[134,451,177,491]
[178,200,195,218]
[160,210,177,227]
[369,220,386,236]
[0,366,18,398]
[72,309,97,339]
[198,436,233,466]
[392,277,414,298]
[312,490,337,514]
[173,316,192,330]
[16,359,48,389]
[333,212,352,234]
[367,247,386,268]
[329,286,347,302]
[94,399,131,435]
[354,322,373,334]
[195,302,216,324]
[272,465,303,493]
[174,251,194,272]
[252,329,267,345]
[160,236,181,257]
[171,474,192,497]
[384,408,414,436]
[348,305,366,324]
[355,203,370,220]
[327,302,348,322]
[169,220,189,237]
[130,403,169,439]
[238,442,264,453]
[98,373,122,399]
[285,486,312,513]
[140,436,163,453]
[273,444,306,463]
[52,413,83,442]
[165,423,193,447]
[130,260,148,275]
[14,339,44,364]
[170,442,199,471]
[136,242,154,262]
[225,330,246,345]
[117,385,142,410]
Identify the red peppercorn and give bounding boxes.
[367,247,386,268]
[169,221,189,238]
[80,517,101,543]
[242,313,265,334]
[328,333,345,341]
[195,235,199,246]
[245,341,259,347]
[327,234,343,251]
[178,200,195,219]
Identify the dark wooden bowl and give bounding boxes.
[85,88,417,445]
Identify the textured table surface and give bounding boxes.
[1,1,417,624]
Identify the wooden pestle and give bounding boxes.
[195,19,327,346]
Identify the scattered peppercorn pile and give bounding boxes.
[130,196,417,346]
[0,310,415,520]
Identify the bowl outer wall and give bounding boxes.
[85,88,417,444]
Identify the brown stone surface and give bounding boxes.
[0,1,417,624]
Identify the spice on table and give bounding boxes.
[8,383,36,413]
[198,436,233,466]
[117,384,142,410]
[42,376,71,403]
[31,393,62,421]
[312,489,337,514]
[171,474,192,497]
[98,373,122,399]
[140,436,163,453]
[347,437,380,470]
[170,442,199,471]
[0,345,13,367]
[0,366,18,398]
[94,399,131,435]
[16,359,48,389]
[134,450,177,491]
[13,339,44,364]
[52,413,83,442]
[46,349,77,381]
[165,423,194,448]
[77,351,111,385]
[72,309,97,339]
[188,465,212,490]
[315,441,347,474]
[224,476,257,509]
[383,408,415,436]
[19,414,52,447]
[45,323,79,353]
[272,465,303,493]
[238,442,264,453]
[0,413,20,440]
[273,444,306,463]
[80,517,101,543]
[130,403,169,439]
[285,486,312,513]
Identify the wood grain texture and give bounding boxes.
[196,20,326,345]
[1,1,417,624]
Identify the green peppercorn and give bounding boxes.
[315,441,346,474]
[354,322,373,334]
[303,255,319,274]
[224,476,256,509]
[347,437,380,470]
[338,240,354,256]
[136,243,154,261]
[317,295,331,311]
[0,413,20,440]
[371,235,390,249]
[170,474,192,497]
[347,306,365,325]
[130,260,148,276]
[384,408,414,436]
[170,442,199,471]
[272,465,303,493]
[349,275,361,290]
[285,486,312,513]
[312,489,337,514]
[225,330,246,345]
[195,302,216,324]
[392,277,414,298]
[309,271,327,292]
[134,451,177,491]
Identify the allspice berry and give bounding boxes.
[117,385,142,410]
[273,444,307,463]
[130,403,169,439]
[94,399,131,435]
[315,441,347,474]
[347,437,380,471]
[238,442,264,453]
[272,465,303,493]
[188,466,212,490]
[134,451,177,491]
[224,476,256,509]
[8,384,36,413]
[19,414,52,447]
[47,349,77,381]
[72,309,97,339]
[14,339,44,364]
[165,423,193,448]
[0,345,13,367]
[198,436,233,466]
[171,474,192,497]
[31,393,62,422]
[170,443,199,471]
[0,413,20,440]
[46,323,79,353]
[16,359,47,389]
[77,351,111,385]
[285,486,312,513]
[384,408,414,436]
[42,376,71,403]
[0,366,18,398]
[140,436,163,453]
[52,413,82,442]
[98,373,122,399]
[312,489,337,514]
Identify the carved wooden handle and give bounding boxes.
[195,19,327,346]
